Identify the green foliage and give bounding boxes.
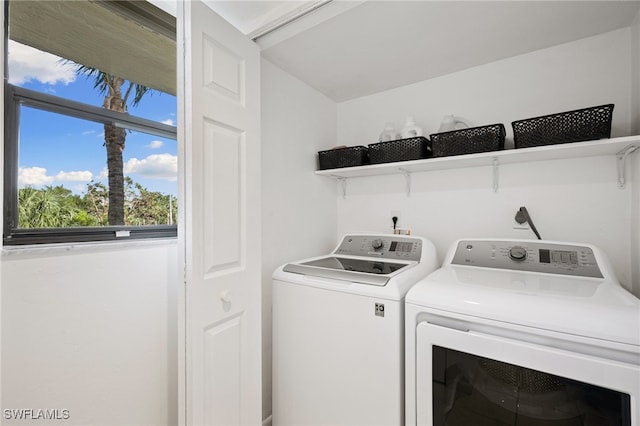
[72,64,153,109]
[123,177,177,226]
[85,181,110,226]
[18,179,177,229]
[19,185,83,228]
[72,210,99,227]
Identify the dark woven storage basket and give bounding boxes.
[512,104,614,149]
[430,124,506,157]
[368,136,432,164]
[318,146,369,170]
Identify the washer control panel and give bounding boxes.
[451,240,603,278]
[334,235,422,261]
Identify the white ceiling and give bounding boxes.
[208,0,640,103]
[206,1,319,36]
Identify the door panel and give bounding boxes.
[202,119,245,275]
[204,314,243,426]
[202,35,246,105]
[178,2,261,425]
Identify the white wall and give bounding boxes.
[338,28,632,147]
[632,10,640,136]
[260,58,337,423]
[336,29,638,294]
[1,241,178,426]
[631,9,640,296]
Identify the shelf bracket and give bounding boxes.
[399,168,412,197]
[492,157,499,193]
[338,177,347,198]
[616,144,639,189]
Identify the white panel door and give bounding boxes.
[178,2,261,425]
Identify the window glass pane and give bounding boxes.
[7,41,177,124]
[5,1,177,243]
[432,346,631,425]
[18,106,177,228]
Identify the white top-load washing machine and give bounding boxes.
[405,239,640,426]
[273,234,438,426]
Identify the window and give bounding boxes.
[4,0,178,245]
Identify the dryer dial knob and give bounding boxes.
[372,239,384,250]
[509,246,527,261]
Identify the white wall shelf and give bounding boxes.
[316,135,640,196]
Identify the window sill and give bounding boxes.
[2,236,177,260]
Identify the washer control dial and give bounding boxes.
[372,239,384,250]
[509,246,528,261]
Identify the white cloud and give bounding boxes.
[19,167,92,187]
[98,167,109,180]
[70,184,87,193]
[19,167,54,187]
[55,170,93,182]
[124,153,177,181]
[162,118,175,126]
[146,140,164,149]
[8,40,77,86]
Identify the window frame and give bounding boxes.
[3,84,178,246]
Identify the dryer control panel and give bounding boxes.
[451,240,603,278]
[334,235,423,261]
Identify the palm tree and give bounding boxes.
[74,66,152,225]
[18,186,81,228]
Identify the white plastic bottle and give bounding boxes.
[401,117,423,138]
[379,122,398,142]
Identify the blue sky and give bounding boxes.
[9,40,178,196]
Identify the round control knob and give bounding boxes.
[372,239,384,250]
[509,246,528,261]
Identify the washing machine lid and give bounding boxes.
[405,239,640,347]
[282,234,427,286]
[283,256,410,286]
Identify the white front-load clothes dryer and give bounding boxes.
[405,239,640,426]
[272,234,438,426]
